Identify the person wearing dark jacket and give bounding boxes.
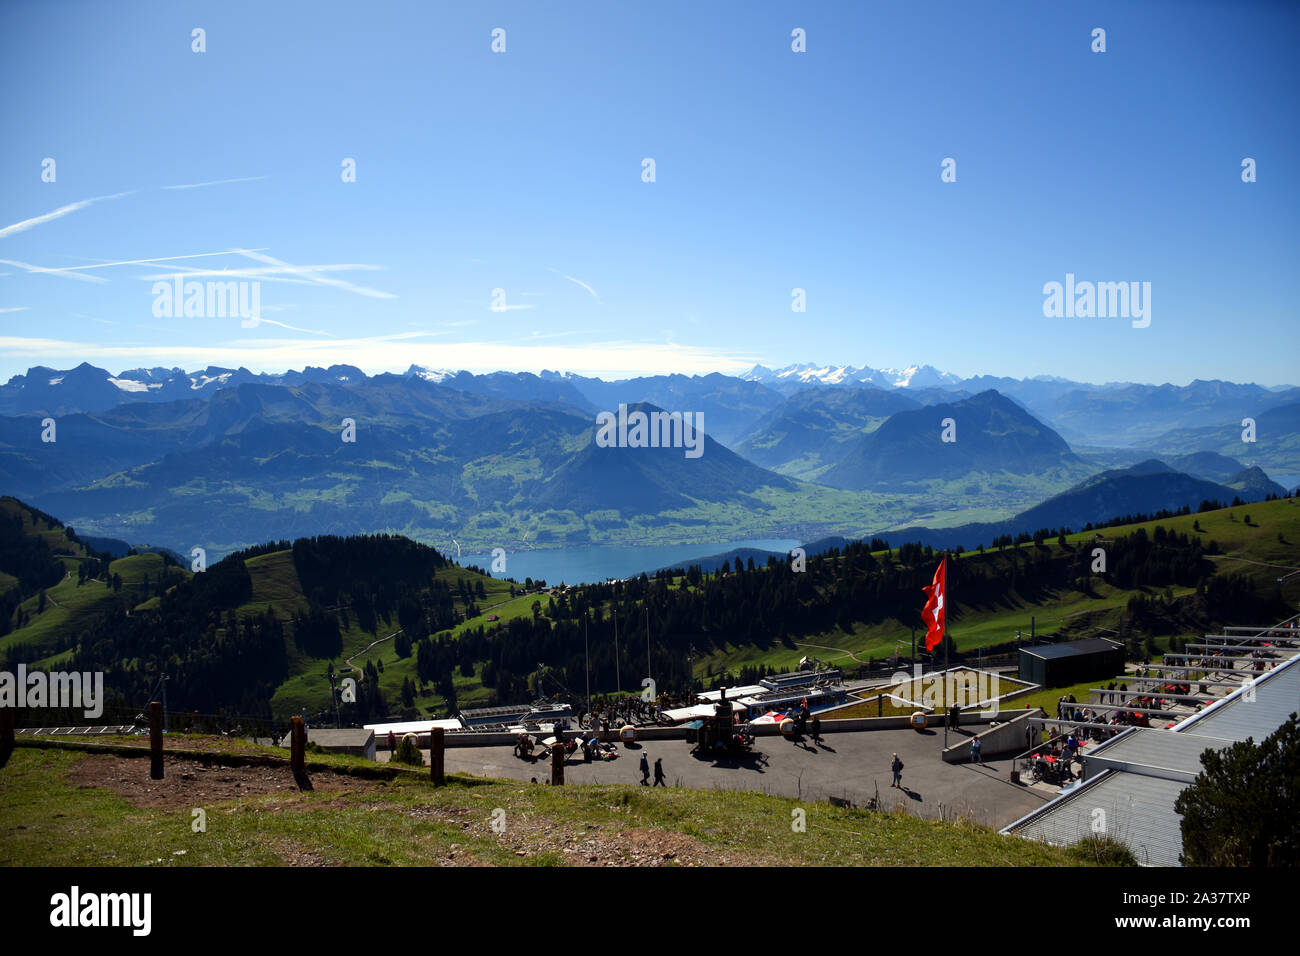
[653,757,666,786]
[890,753,904,788]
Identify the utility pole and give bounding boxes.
[614,607,621,696]
[645,604,652,696]
[584,612,591,714]
[327,661,341,728]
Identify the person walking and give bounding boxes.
[639,752,650,785]
[971,735,982,764]
[653,757,666,787]
[890,752,904,788]
[811,714,821,744]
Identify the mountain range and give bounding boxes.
[1,361,1294,559]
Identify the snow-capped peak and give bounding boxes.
[746,362,961,389]
[876,365,963,389]
[107,377,151,392]
[405,365,458,383]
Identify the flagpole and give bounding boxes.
[943,556,949,749]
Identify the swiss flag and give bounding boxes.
[921,558,946,652]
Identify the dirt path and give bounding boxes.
[344,629,403,674]
[794,640,871,664]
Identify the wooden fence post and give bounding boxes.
[290,716,305,774]
[430,727,445,786]
[551,736,564,786]
[0,705,14,768]
[149,701,164,780]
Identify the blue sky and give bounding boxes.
[1,0,1297,386]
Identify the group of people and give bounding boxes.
[638,752,667,786]
[578,695,674,732]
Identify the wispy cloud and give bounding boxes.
[237,250,396,299]
[250,317,336,337]
[550,268,601,302]
[489,303,537,312]
[0,306,29,314]
[0,257,109,283]
[139,263,384,282]
[0,191,136,240]
[7,249,270,279]
[161,175,269,190]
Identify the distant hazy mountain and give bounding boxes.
[1148,400,1300,473]
[543,371,784,445]
[819,390,1080,491]
[531,402,795,517]
[1037,380,1300,447]
[4,361,1295,557]
[1165,451,1250,484]
[1224,466,1286,500]
[0,362,368,415]
[1,380,822,557]
[405,366,596,413]
[879,460,1275,551]
[732,386,921,478]
[7,362,1296,461]
[1014,461,1252,530]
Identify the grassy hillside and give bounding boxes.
[0,496,191,664]
[0,741,1090,867]
[696,496,1300,678]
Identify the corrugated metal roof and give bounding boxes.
[1021,638,1122,661]
[1083,727,1235,783]
[1011,770,1189,867]
[1175,653,1300,743]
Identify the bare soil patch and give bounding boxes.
[65,754,372,810]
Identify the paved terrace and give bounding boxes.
[384,726,1054,830]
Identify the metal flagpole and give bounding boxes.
[614,607,621,696]
[942,557,949,749]
[584,613,591,714]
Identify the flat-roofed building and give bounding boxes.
[1018,637,1125,687]
[1004,618,1300,866]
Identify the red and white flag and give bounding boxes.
[921,558,946,652]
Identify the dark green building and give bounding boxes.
[1019,638,1125,688]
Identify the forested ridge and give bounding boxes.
[1,495,1293,724]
